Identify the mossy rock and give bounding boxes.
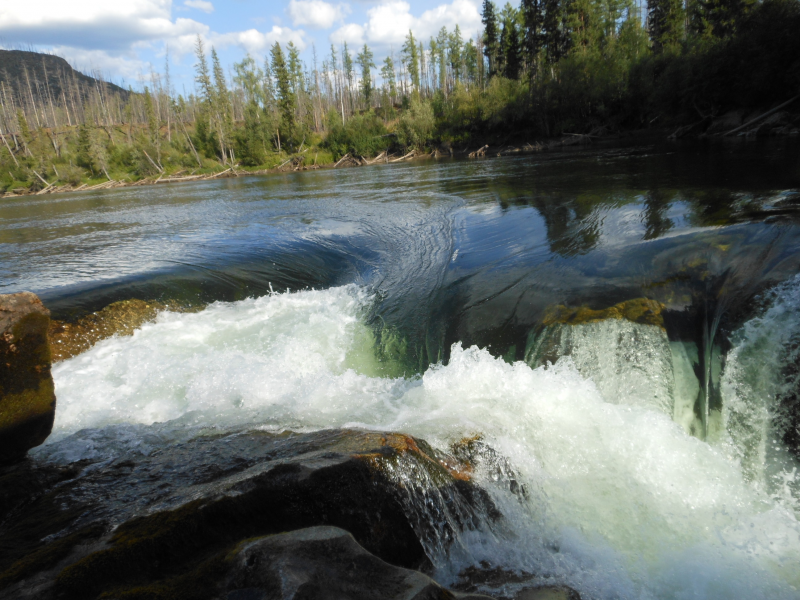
[0,292,56,464]
[540,298,665,329]
[48,298,197,362]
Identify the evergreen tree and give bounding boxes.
[381,55,397,101]
[356,44,376,106]
[270,42,295,147]
[482,0,501,77]
[342,43,354,95]
[520,0,543,75]
[211,47,232,162]
[402,31,421,90]
[542,0,570,63]
[287,42,304,94]
[648,0,685,51]
[449,25,464,84]
[193,36,213,105]
[464,39,479,84]
[76,123,92,170]
[437,27,449,92]
[505,18,523,79]
[692,0,756,38]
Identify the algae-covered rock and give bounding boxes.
[540,298,665,329]
[0,292,56,464]
[527,298,674,415]
[224,526,495,600]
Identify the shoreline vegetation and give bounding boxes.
[1,0,799,199]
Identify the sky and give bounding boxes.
[0,0,499,93]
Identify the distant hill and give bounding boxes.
[0,49,130,103]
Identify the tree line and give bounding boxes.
[1,0,798,194]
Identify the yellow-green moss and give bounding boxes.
[0,378,55,430]
[541,298,665,329]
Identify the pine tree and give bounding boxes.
[648,0,685,51]
[356,44,376,107]
[482,0,501,77]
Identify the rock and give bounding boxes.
[0,429,499,600]
[224,526,495,600]
[514,587,580,600]
[48,298,196,362]
[0,292,56,464]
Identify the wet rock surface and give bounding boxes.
[223,526,494,600]
[0,429,500,600]
[0,292,56,464]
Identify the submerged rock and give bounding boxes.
[0,292,56,464]
[224,526,494,600]
[0,429,499,600]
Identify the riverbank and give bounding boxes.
[5,110,797,201]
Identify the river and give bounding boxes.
[2,138,800,599]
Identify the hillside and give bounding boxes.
[0,49,129,102]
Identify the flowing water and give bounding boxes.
[3,139,800,599]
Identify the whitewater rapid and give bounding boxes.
[42,284,800,600]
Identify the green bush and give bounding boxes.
[323,110,390,159]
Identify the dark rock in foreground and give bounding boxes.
[0,429,500,600]
[0,292,56,464]
[224,526,494,600]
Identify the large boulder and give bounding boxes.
[223,526,494,600]
[0,292,56,464]
[0,429,500,600]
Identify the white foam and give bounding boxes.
[47,285,800,600]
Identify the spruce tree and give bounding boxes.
[482,0,501,77]
[402,31,420,90]
[356,44,376,107]
[381,55,397,101]
[520,0,543,76]
[648,0,685,51]
[270,43,295,147]
[449,26,464,84]
[505,20,523,79]
[542,0,569,63]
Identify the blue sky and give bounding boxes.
[0,0,499,93]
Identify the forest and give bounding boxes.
[1,0,799,195]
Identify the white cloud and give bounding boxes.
[184,0,214,14]
[210,26,308,55]
[332,0,482,50]
[287,0,350,30]
[0,0,206,51]
[330,23,365,46]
